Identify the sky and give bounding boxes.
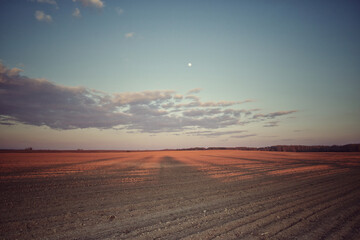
[0,0,360,150]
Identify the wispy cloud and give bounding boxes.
[185,95,200,101]
[72,8,81,18]
[0,63,296,134]
[113,90,174,105]
[35,10,52,23]
[253,111,297,120]
[125,32,135,38]
[115,7,124,15]
[231,134,257,138]
[183,108,222,117]
[187,88,202,94]
[73,0,104,9]
[263,121,279,127]
[176,98,252,108]
[186,130,247,137]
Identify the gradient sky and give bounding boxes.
[0,0,359,150]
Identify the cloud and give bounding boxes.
[161,102,174,109]
[115,7,124,15]
[176,99,252,108]
[183,108,222,117]
[32,0,58,8]
[231,134,257,138]
[253,111,297,120]
[187,88,202,94]
[223,109,248,117]
[185,95,200,101]
[73,0,104,9]
[35,10,52,23]
[126,105,168,117]
[0,64,23,77]
[0,63,296,134]
[173,94,183,100]
[128,114,240,133]
[263,121,279,127]
[0,122,15,126]
[72,8,81,18]
[113,90,174,105]
[125,32,135,38]
[0,63,128,129]
[186,130,247,137]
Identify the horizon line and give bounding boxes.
[1,143,359,152]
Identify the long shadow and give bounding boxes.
[96,156,230,238]
[3,154,360,240]
[156,155,224,187]
[107,155,357,239]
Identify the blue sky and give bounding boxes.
[0,0,359,149]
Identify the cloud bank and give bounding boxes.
[0,63,297,135]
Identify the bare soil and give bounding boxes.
[1,150,360,239]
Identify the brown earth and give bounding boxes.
[1,150,360,239]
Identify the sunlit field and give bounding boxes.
[1,150,360,239]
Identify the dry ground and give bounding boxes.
[1,150,360,239]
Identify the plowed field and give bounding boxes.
[1,150,360,239]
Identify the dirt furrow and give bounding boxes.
[1,151,360,240]
[119,167,351,237]
[181,177,358,240]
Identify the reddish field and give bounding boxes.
[1,150,360,239]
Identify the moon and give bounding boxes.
[188,62,192,67]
